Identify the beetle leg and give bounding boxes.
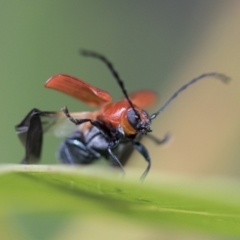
[146,133,170,145]
[62,106,108,138]
[62,106,92,125]
[108,140,125,175]
[133,142,151,182]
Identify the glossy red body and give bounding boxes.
[99,101,149,136]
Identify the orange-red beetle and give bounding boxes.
[15,50,230,181]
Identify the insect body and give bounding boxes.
[15,50,230,181]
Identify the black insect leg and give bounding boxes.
[62,106,91,125]
[108,141,125,176]
[133,142,151,182]
[146,133,170,145]
[62,106,108,138]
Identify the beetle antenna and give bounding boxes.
[150,72,230,120]
[80,49,141,120]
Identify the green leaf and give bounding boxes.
[0,165,239,240]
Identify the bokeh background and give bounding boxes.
[1,0,240,177]
[2,1,240,240]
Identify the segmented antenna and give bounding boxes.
[80,50,141,120]
[150,72,230,120]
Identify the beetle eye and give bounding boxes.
[127,109,139,129]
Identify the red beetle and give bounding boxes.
[15,50,230,181]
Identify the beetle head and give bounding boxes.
[127,108,152,134]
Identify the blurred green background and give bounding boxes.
[2,1,240,240]
[1,1,240,176]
